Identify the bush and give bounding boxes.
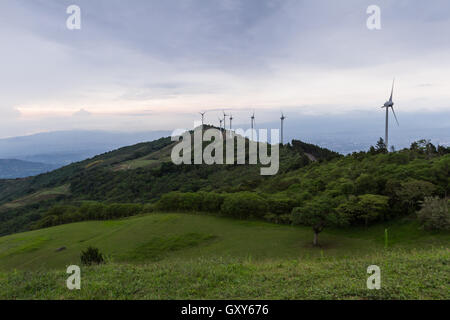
[143,203,155,213]
[201,192,225,212]
[178,193,204,211]
[417,197,450,231]
[156,192,181,211]
[156,192,204,212]
[104,203,143,219]
[264,213,292,224]
[221,192,268,219]
[79,203,105,220]
[267,197,299,216]
[80,246,105,266]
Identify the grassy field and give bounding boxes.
[0,213,448,299]
[112,143,174,171]
[0,184,70,210]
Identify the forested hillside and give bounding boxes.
[0,131,448,238]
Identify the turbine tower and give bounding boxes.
[381,79,399,150]
[223,110,228,133]
[280,112,286,145]
[229,114,233,130]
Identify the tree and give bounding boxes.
[375,137,387,153]
[221,192,268,219]
[395,179,436,214]
[336,194,389,227]
[355,173,378,194]
[417,197,449,231]
[291,195,347,246]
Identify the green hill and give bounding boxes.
[0,213,448,299]
[0,131,341,236]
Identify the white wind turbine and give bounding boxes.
[199,111,206,126]
[381,79,399,150]
[250,111,255,141]
[280,111,286,145]
[222,110,228,133]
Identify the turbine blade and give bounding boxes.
[391,107,399,126]
[389,78,395,102]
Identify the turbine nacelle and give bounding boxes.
[383,101,394,108]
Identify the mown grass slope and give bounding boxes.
[1,213,448,272]
[0,247,448,299]
[0,212,448,299]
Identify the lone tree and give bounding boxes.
[292,195,347,246]
[375,137,387,153]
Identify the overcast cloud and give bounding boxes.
[0,0,449,137]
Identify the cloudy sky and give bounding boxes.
[1,0,450,138]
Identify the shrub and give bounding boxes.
[201,192,225,212]
[264,213,292,224]
[267,197,299,216]
[157,192,181,211]
[80,246,105,266]
[221,192,268,219]
[178,192,204,211]
[417,197,450,231]
[104,203,143,218]
[156,192,205,212]
[143,203,155,213]
[45,205,77,217]
[79,203,105,220]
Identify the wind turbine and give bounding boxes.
[381,79,399,150]
[229,114,233,130]
[250,111,255,141]
[223,110,228,133]
[280,111,286,145]
[218,117,223,130]
[199,111,206,126]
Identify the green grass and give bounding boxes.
[0,248,448,299]
[123,232,217,262]
[112,143,174,171]
[0,213,448,299]
[0,184,70,210]
[114,159,158,170]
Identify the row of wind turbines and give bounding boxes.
[199,110,287,145]
[199,79,399,149]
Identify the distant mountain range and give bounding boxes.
[0,159,59,179]
[0,130,171,178]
